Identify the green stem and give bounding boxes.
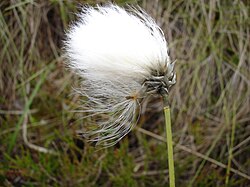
[163,96,175,187]
[225,104,236,185]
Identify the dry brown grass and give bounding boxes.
[0,0,249,186]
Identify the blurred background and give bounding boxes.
[0,0,249,186]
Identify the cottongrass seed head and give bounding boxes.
[64,4,176,147]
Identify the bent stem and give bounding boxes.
[163,96,175,187]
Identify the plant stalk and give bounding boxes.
[163,96,175,187]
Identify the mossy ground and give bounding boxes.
[0,0,249,186]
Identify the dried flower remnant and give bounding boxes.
[64,4,176,147]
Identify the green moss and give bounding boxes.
[1,0,249,186]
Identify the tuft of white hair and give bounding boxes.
[64,4,176,147]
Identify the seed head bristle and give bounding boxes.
[64,4,176,147]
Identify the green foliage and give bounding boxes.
[0,0,249,186]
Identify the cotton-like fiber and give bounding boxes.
[64,4,176,146]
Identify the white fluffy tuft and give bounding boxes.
[64,4,174,147]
